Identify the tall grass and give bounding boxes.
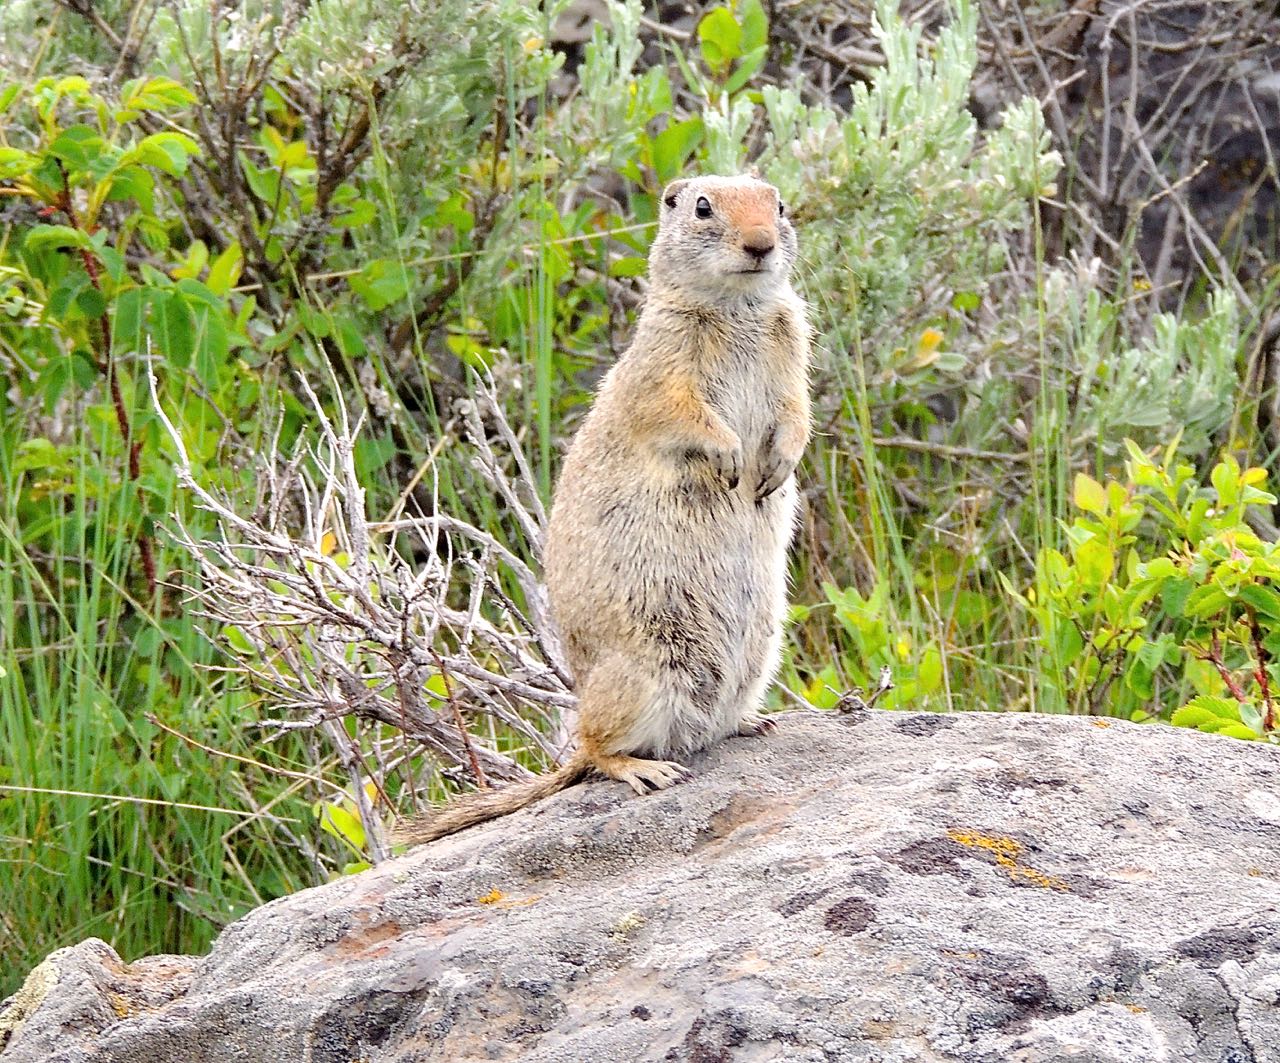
[0,409,320,993]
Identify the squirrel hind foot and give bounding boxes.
[736,712,777,737]
[595,754,691,795]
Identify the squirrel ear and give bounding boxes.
[661,179,690,210]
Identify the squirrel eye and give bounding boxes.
[695,196,713,218]
[778,201,786,217]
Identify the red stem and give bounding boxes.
[55,180,157,598]
[1205,633,1250,704]
[1247,608,1275,731]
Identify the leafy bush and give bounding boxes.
[1008,441,1280,740]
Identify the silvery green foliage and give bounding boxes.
[706,0,1241,460]
[702,96,757,176]
[576,0,656,166]
[1075,288,1240,454]
[748,0,1062,377]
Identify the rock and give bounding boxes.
[3,710,1280,1062]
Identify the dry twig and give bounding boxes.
[150,365,574,862]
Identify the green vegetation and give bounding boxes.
[1,0,1274,992]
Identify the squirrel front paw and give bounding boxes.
[755,423,804,501]
[707,438,744,491]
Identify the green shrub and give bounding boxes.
[1008,440,1280,740]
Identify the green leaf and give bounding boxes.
[0,146,39,180]
[76,287,106,319]
[1073,473,1107,516]
[150,289,195,367]
[333,198,376,228]
[1074,537,1114,588]
[206,242,243,296]
[49,125,106,170]
[105,165,156,213]
[172,240,208,280]
[1239,583,1280,620]
[917,646,942,696]
[239,154,280,203]
[1181,695,1240,721]
[651,117,703,184]
[128,131,200,176]
[47,273,87,320]
[25,225,92,253]
[1170,704,1217,729]
[739,0,768,50]
[1216,722,1259,741]
[1238,701,1265,735]
[1183,585,1229,619]
[436,196,475,233]
[699,7,743,73]
[98,245,127,284]
[315,801,365,855]
[111,287,145,354]
[951,290,981,313]
[68,348,98,388]
[723,44,768,95]
[191,305,229,389]
[1161,576,1193,617]
[36,356,73,410]
[120,76,196,115]
[609,256,648,278]
[1211,457,1240,508]
[1053,619,1083,667]
[349,259,410,311]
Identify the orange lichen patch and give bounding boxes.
[107,991,136,1018]
[476,889,506,905]
[1091,719,1112,728]
[947,829,1070,891]
[495,894,541,909]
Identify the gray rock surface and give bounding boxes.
[4,710,1280,1062]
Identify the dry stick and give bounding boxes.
[53,167,157,597]
[434,652,488,790]
[833,666,895,714]
[1119,7,1253,315]
[151,368,556,798]
[147,711,349,796]
[870,436,1032,464]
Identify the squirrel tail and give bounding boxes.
[392,750,592,847]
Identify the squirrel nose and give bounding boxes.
[742,227,776,262]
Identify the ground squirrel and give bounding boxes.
[399,174,811,845]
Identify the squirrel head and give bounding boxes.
[648,174,797,301]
